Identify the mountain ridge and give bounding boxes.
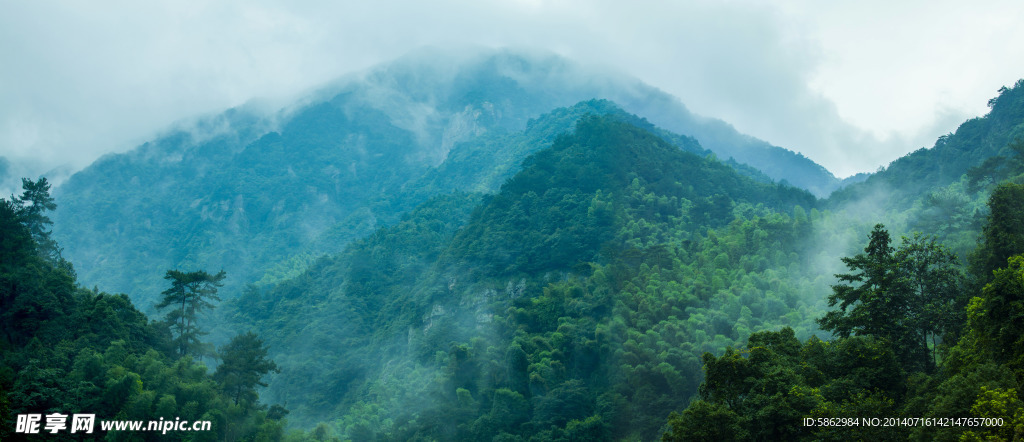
[51,48,834,307]
[227,113,819,437]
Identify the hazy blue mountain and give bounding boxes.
[1,157,29,199]
[12,45,1024,441]
[226,114,818,436]
[0,156,10,195]
[319,48,842,194]
[51,49,833,308]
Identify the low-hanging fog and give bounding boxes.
[4,0,1024,194]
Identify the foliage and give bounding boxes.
[971,182,1024,286]
[12,177,60,260]
[665,327,907,440]
[671,172,1024,441]
[52,53,843,308]
[157,269,226,358]
[223,114,824,439]
[972,255,1024,382]
[819,225,963,372]
[0,181,288,441]
[215,332,280,407]
[21,64,1024,440]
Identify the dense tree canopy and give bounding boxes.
[8,75,1024,440]
[671,173,1024,441]
[0,180,293,440]
[221,114,824,438]
[215,332,280,407]
[819,225,962,372]
[972,182,1024,285]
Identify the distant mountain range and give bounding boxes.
[49,48,844,306]
[225,113,819,434]
[15,46,1024,440]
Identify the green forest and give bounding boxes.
[0,179,288,440]
[5,54,1024,440]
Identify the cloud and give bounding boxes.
[2,0,1023,182]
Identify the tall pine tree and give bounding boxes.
[156,269,226,358]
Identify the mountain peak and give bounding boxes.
[307,47,841,195]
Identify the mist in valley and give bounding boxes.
[5,3,1024,440]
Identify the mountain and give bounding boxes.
[597,84,842,196]
[1,157,31,199]
[11,46,1024,441]
[819,79,1024,261]
[317,48,842,195]
[51,48,835,308]
[0,156,12,196]
[226,113,820,438]
[830,79,1024,210]
[0,182,289,441]
[658,81,1024,441]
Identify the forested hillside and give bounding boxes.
[660,81,1024,440]
[666,184,1024,440]
[831,79,1024,212]
[817,81,1024,272]
[225,114,822,439]
[215,80,1024,440]
[51,49,840,311]
[0,180,296,440]
[9,48,1024,442]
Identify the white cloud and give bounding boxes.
[2,0,1023,181]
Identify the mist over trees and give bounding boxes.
[668,181,1024,440]
[49,51,844,309]
[4,50,1024,440]
[0,180,288,440]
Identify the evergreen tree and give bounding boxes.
[894,233,964,369]
[156,269,226,357]
[971,182,1024,285]
[974,255,1024,381]
[819,225,961,372]
[0,179,296,441]
[819,224,903,340]
[214,332,280,407]
[0,187,75,346]
[13,177,59,260]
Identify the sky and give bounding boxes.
[2,0,1024,184]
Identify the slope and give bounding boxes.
[51,48,838,310]
[661,81,1024,441]
[226,114,823,439]
[821,79,1024,260]
[0,183,290,441]
[829,79,1024,211]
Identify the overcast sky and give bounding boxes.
[2,0,1024,182]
